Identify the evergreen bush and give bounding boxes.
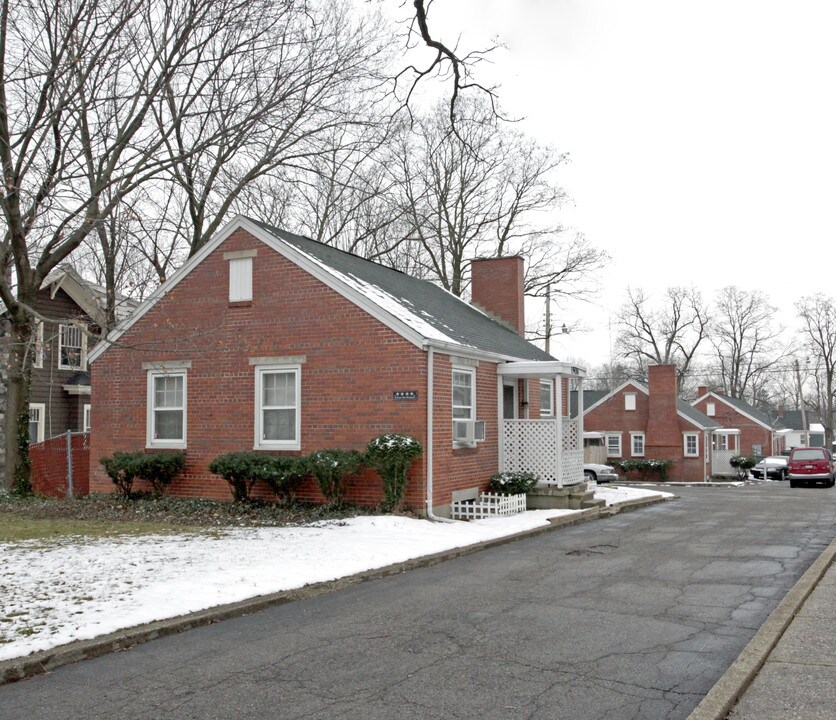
[307,449,363,507]
[729,455,757,481]
[100,451,184,497]
[364,434,423,511]
[261,456,310,504]
[208,452,266,502]
[488,471,539,495]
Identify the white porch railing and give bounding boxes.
[501,419,584,486]
[712,449,736,476]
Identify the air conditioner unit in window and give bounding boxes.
[453,420,486,444]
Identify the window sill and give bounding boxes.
[146,443,187,451]
[229,300,253,308]
[254,443,300,452]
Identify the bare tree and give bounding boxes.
[797,294,836,447]
[0,0,265,491]
[616,286,710,384]
[708,287,785,402]
[396,98,606,299]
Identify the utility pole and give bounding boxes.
[545,284,551,356]
[795,358,809,446]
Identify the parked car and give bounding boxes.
[583,463,619,483]
[751,456,788,481]
[787,447,836,488]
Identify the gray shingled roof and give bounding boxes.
[678,400,720,429]
[569,389,609,418]
[253,219,554,362]
[773,409,817,431]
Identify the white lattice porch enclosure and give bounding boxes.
[450,492,527,520]
[712,449,736,476]
[501,419,584,486]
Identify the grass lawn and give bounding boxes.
[0,492,376,544]
[0,513,198,542]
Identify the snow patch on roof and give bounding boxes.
[292,245,461,345]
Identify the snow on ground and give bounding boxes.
[0,485,670,662]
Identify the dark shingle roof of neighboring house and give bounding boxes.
[774,410,819,431]
[569,389,610,418]
[252,219,554,363]
[706,393,788,430]
[678,400,721,429]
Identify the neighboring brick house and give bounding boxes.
[692,389,789,470]
[582,365,718,482]
[0,267,135,464]
[88,216,588,516]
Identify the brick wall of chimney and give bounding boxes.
[470,256,525,336]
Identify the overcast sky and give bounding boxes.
[426,0,836,368]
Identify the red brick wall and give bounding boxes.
[90,229,502,511]
[470,256,525,335]
[30,432,90,497]
[693,395,775,456]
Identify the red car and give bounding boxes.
[787,447,836,488]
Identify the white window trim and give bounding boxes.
[83,404,92,433]
[706,402,716,417]
[29,403,46,444]
[606,433,622,458]
[254,364,301,451]
[58,323,87,371]
[684,432,699,457]
[624,392,636,411]
[452,366,477,447]
[229,256,253,302]
[33,321,44,369]
[539,379,554,418]
[630,431,645,457]
[146,368,187,449]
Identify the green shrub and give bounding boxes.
[365,434,423,511]
[261,456,310,504]
[208,452,266,502]
[729,455,757,480]
[612,459,672,481]
[100,452,142,498]
[488,471,539,495]
[307,449,363,507]
[100,452,185,497]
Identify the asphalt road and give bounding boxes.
[2,483,835,720]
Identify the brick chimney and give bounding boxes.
[646,364,682,460]
[697,386,707,398]
[470,256,525,336]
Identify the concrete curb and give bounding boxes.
[0,494,672,686]
[686,537,836,720]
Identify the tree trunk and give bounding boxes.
[3,317,35,493]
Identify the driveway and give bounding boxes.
[1,483,834,720]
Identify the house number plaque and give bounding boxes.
[393,391,419,401]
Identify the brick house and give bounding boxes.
[88,216,588,516]
[582,365,718,482]
[692,389,789,469]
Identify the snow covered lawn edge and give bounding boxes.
[0,485,671,679]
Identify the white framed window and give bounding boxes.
[706,402,715,417]
[606,433,622,458]
[83,404,92,433]
[255,365,301,450]
[28,403,45,444]
[32,321,44,369]
[631,432,645,457]
[58,323,87,370]
[452,367,476,445]
[684,432,699,457]
[229,257,253,302]
[716,434,729,451]
[147,369,187,448]
[625,392,636,411]
[539,379,554,417]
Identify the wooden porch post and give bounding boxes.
[497,375,505,472]
[555,373,563,488]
